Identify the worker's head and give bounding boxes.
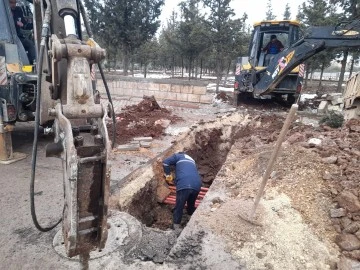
[9,0,17,10]
[270,34,277,41]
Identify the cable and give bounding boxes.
[79,0,116,148]
[98,64,116,148]
[30,0,62,232]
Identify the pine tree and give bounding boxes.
[202,0,247,92]
[283,3,291,20]
[330,0,360,90]
[298,0,340,88]
[84,0,164,76]
[164,0,210,80]
[265,0,277,20]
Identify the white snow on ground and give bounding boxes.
[133,73,172,79]
[207,83,234,92]
[300,93,317,102]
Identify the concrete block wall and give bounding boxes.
[96,76,212,104]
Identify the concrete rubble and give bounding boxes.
[117,137,153,151]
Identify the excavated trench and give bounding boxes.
[111,113,288,264]
[113,125,240,264]
[125,126,239,230]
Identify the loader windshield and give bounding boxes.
[0,0,14,42]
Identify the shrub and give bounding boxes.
[319,111,344,128]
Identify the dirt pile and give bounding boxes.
[201,113,360,268]
[214,91,231,102]
[192,113,341,269]
[288,119,360,262]
[111,96,183,144]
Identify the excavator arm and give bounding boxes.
[248,20,360,97]
[29,0,111,262]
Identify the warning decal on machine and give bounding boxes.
[0,57,7,85]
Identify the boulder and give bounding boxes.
[336,234,360,251]
[338,256,360,270]
[308,138,322,147]
[336,191,360,212]
[344,222,360,234]
[287,132,306,144]
[330,208,347,218]
[322,156,338,164]
[323,171,333,180]
[343,250,360,261]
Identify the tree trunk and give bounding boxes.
[337,49,349,92]
[188,57,192,81]
[144,63,147,78]
[171,55,175,78]
[107,52,111,72]
[215,58,222,93]
[123,47,130,76]
[304,65,310,89]
[131,60,134,77]
[181,57,184,78]
[223,60,232,87]
[200,58,203,79]
[194,59,198,79]
[349,56,355,78]
[310,66,314,84]
[318,61,325,87]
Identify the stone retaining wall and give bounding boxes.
[96,76,212,104]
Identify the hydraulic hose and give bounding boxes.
[30,0,62,232]
[79,0,116,148]
[98,64,116,148]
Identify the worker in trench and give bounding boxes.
[163,152,202,230]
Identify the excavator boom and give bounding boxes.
[0,0,112,261]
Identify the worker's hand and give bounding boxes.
[17,21,24,28]
[165,174,173,184]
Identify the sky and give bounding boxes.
[159,0,306,28]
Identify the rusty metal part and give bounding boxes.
[53,103,110,257]
[50,35,105,120]
[0,124,13,161]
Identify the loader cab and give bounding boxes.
[249,20,301,68]
[0,0,32,66]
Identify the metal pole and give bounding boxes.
[80,253,90,270]
[249,104,298,220]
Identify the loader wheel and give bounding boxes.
[287,94,296,105]
[234,92,251,106]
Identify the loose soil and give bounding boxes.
[111,96,183,144]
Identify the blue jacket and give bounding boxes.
[163,153,202,192]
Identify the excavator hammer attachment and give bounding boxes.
[48,33,110,257]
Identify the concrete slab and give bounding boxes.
[133,137,153,142]
[318,100,329,113]
[117,144,140,151]
[140,141,152,148]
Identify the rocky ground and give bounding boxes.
[109,93,360,269]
